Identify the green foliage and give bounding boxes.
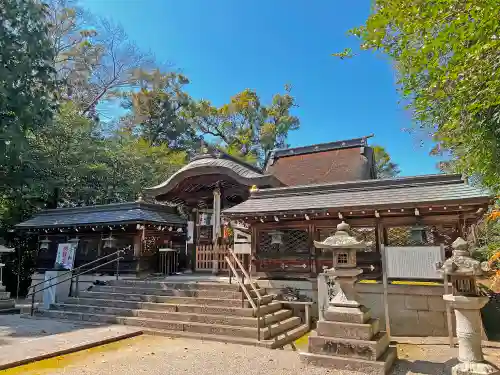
[473,217,500,262]
[0,0,57,208]
[0,0,300,292]
[347,0,500,192]
[373,145,400,178]
[120,69,199,152]
[186,85,300,165]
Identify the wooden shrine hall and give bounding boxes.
[143,135,492,279]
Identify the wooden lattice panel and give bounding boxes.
[385,225,458,249]
[195,243,244,271]
[257,228,310,255]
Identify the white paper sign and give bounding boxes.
[187,221,194,244]
[386,246,443,279]
[55,243,77,270]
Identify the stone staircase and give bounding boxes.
[26,279,309,348]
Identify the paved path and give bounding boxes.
[0,315,141,370]
[6,335,500,375]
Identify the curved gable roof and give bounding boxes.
[145,153,283,198]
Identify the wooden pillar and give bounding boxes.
[188,209,197,272]
[250,226,257,277]
[309,222,316,275]
[212,185,221,274]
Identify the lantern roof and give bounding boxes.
[313,221,367,249]
[441,237,482,276]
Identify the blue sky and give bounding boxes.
[82,0,440,176]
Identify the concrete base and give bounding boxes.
[300,346,397,375]
[308,332,390,361]
[317,318,380,340]
[452,362,500,375]
[324,305,371,323]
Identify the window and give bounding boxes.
[337,253,348,264]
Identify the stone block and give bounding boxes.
[358,292,384,317]
[316,319,380,340]
[417,311,447,336]
[404,295,429,311]
[389,310,419,336]
[387,294,406,311]
[299,346,397,375]
[324,305,371,324]
[428,296,446,312]
[308,332,390,361]
[0,292,11,300]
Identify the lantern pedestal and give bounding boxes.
[300,222,396,374]
[444,295,499,375]
[324,267,371,323]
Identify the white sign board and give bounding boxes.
[233,228,251,254]
[386,246,443,280]
[55,243,77,270]
[233,243,251,254]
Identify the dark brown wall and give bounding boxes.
[266,146,374,186]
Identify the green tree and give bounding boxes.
[343,1,500,191]
[373,145,400,178]
[186,85,300,165]
[31,102,187,207]
[119,69,199,152]
[0,0,57,194]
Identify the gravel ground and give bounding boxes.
[12,335,500,375]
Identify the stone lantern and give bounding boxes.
[299,221,396,373]
[313,221,367,320]
[440,237,499,375]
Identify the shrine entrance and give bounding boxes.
[145,152,282,273]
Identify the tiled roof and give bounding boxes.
[16,202,186,229]
[146,153,282,198]
[263,136,376,186]
[223,174,491,215]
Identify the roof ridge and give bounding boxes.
[250,174,464,199]
[190,150,263,174]
[264,135,374,170]
[30,201,174,216]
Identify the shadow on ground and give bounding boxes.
[393,358,458,374]
[0,314,106,345]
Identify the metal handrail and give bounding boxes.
[27,248,126,316]
[227,248,262,300]
[30,248,125,290]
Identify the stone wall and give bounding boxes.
[356,283,454,337]
[258,278,454,337]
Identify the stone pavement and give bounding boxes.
[0,315,142,369]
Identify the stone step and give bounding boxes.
[145,327,269,348]
[299,346,397,375]
[107,280,247,292]
[316,318,380,340]
[308,331,390,361]
[62,298,283,317]
[51,303,293,327]
[90,285,264,299]
[261,316,302,340]
[268,324,310,349]
[33,309,299,340]
[77,291,274,308]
